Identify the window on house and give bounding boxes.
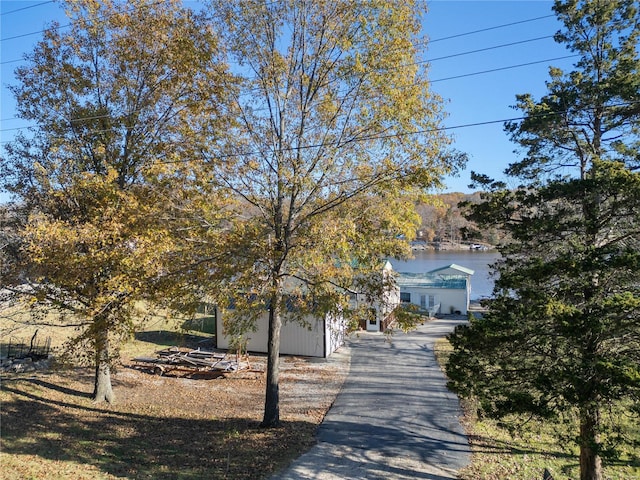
[400,292,411,303]
[420,295,426,308]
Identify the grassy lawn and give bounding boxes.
[1,305,346,480]
[434,338,640,480]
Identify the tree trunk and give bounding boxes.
[579,405,603,480]
[93,329,114,403]
[261,290,282,428]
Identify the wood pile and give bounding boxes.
[132,347,259,377]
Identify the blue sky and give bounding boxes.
[1,1,575,202]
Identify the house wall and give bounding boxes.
[381,282,400,318]
[400,287,469,315]
[216,309,345,358]
[350,261,401,332]
[438,288,469,315]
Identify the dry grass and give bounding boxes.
[0,307,349,480]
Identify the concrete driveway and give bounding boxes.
[273,317,471,480]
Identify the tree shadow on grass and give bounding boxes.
[2,371,141,399]
[134,330,215,350]
[1,378,314,480]
[20,376,94,399]
[466,432,576,460]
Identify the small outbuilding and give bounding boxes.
[215,261,400,356]
[215,308,345,358]
[397,264,474,316]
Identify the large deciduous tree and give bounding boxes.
[446,1,640,480]
[0,0,233,402]
[205,0,462,427]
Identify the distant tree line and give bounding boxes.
[415,192,506,247]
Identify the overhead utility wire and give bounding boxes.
[428,36,553,63]
[2,100,637,152]
[0,10,565,133]
[0,9,555,64]
[431,54,579,83]
[0,23,71,43]
[0,1,54,16]
[1,41,573,127]
[0,54,579,135]
[284,34,557,91]
[0,53,581,136]
[428,14,556,43]
[0,0,167,43]
[195,100,640,161]
[145,100,640,164]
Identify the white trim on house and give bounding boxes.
[349,260,400,332]
[428,264,475,276]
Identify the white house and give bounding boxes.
[397,264,474,316]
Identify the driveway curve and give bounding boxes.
[273,317,471,480]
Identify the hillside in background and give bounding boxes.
[1,193,499,253]
[414,192,505,249]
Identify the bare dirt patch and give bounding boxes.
[1,347,350,480]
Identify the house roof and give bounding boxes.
[396,272,468,290]
[395,264,473,290]
[427,264,475,276]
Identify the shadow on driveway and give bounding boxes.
[272,317,471,480]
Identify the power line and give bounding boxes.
[0,0,169,43]
[0,31,570,124]
[0,1,54,16]
[0,51,579,134]
[238,34,564,103]
[0,54,579,136]
[1,58,27,66]
[0,4,555,52]
[428,14,556,43]
[427,36,554,63]
[2,100,637,154]
[0,3,556,44]
[172,100,640,162]
[431,54,579,83]
[0,32,555,67]
[0,22,70,43]
[0,46,580,134]
[1,4,562,106]
[127,100,637,166]
[0,7,569,142]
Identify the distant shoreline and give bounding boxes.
[410,241,495,252]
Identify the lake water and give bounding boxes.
[390,250,501,300]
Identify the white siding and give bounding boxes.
[401,287,469,315]
[216,310,344,358]
[324,312,345,357]
[437,289,468,315]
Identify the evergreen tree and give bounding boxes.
[447,2,640,479]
